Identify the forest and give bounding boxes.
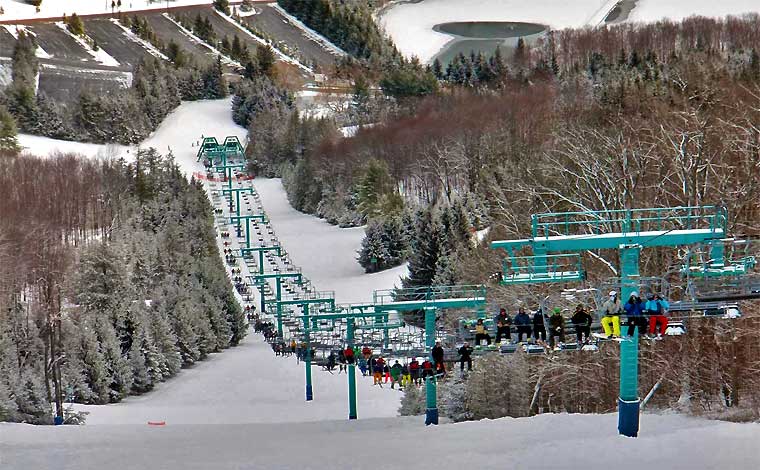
[0,151,244,424]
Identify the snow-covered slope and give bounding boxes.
[0,0,218,22]
[74,335,399,425]
[18,133,132,159]
[630,0,760,23]
[254,178,407,304]
[4,411,759,469]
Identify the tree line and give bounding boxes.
[0,150,244,424]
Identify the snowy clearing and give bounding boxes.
[630,0,760,23]
[3,411,759,470]
[380,0,616,62]
[18,134,133,160]
[73,335,399,425]
[0,0,234,23]
[254,178,408,304]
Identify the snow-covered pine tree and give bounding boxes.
[439,372,472,422]
[358,220,391,273]
[398,383,425,416]
[0,105,20,156]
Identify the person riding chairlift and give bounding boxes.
[646,293,670,339]
[601,291,622,338]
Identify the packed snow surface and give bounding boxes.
[73,335,399,425]
[254,178,408,304]
[630,0,760,23]
[3,411,760,469]
[380,0,617,62]
[0,0,238,22]
[18,134,132,159]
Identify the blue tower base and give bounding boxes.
[425,407,439,426]
[306,384,313,401]
[618,397,640,437]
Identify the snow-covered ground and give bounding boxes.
[254,178,408,305]
[0,0,227,22]
[630,0,760,23]
[381,0,760,63]
[73,335,399,425]
[4,410,759,469]
[18,133,133,159]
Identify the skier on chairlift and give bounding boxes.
[646,293,670,340]
[533,307,547,343]
[548,307,566,348]
[514,306,532,343]
[458,341,474,372]
[571,303,593,344]
[495,308,511,343]
[624,291,647,337]
[431,341,446,375]
[601,290,622,338]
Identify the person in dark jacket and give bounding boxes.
[458,342,474,371]
[571,304,593,344]
[624,291,647,337]
[548,307,565,348]
[327,352,336,371]
[514,307,532,342]
[390,361,403,389]
[431,341,445,375]
[495,308,512,343]
[533,308,547,342]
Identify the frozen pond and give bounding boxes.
[433,21,546,64]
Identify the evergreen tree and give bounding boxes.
[66,13,86,37]
[398,382,425,416]
[202,56,229,99]
[213,0,230,15]
[256,45,276,78]
[358,221,391,273]
[0,105,20,157]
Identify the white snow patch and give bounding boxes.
[271,3,347,57]
[54,22,121,67]
[629,0,760,23]
[109,18,170,61]
[18,134,133,160]
[2,412,760,469]
[0,0,219,23]
[476,226,491,243]
[253,178,408,304]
